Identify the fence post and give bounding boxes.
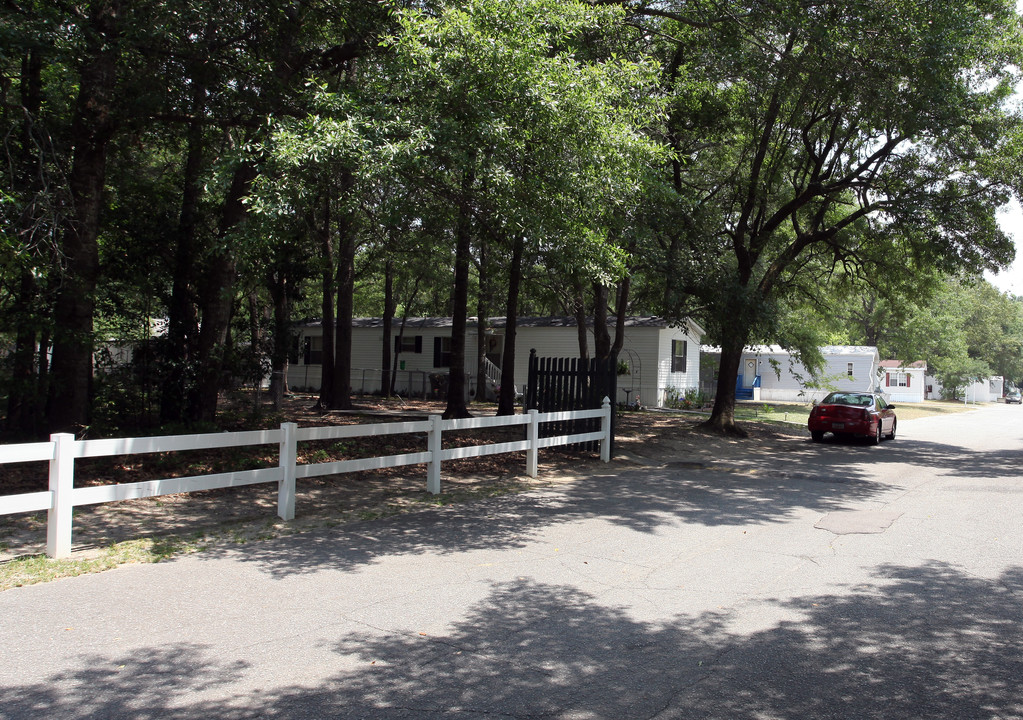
[427,414,442,494]
[600,396,612,463]
[526,409,539,478]
[46,433,75,559]
[278,422,297,521]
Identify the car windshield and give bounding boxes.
[821,392,873,407]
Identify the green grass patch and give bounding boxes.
[0,535,203,591]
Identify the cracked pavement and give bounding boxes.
[2,405,1022,719]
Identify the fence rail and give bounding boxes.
[0,400,612,559]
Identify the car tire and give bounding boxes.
[886,420,896,441]
[811,430,824,442]
[871,423,882,446]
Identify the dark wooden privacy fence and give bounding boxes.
[525,350,617,457]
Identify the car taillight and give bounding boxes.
[863,409,871,421]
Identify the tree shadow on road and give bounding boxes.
[211,419,1019,579]
[4,562,1021,719]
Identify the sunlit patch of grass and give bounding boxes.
[0,520,292,591]
[0,535,203,591]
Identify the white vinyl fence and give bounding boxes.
[0,399,612,559]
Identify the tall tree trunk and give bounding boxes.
[330,172,356,410]
[444,171,474,419]
[382,258,395,397]
[189,161,255,423]
[702,331,747,436]
[47,0,122,433]
[610,276,631,359]
[497,234,524,416]
[390,275,422,396]
[318,195,335,408]
[572,277,589,360]
[246,290,263,411]
[6,50,45,436]
[162,80,206,423]
[592,282,611,360]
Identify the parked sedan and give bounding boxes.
[808,391,897,445]
[1006,390,1022,404]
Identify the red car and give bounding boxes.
[808,392,897,444]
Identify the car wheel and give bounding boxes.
[811,430,824,442]
[886,420,896,441]
[871,422,882,446]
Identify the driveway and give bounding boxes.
[1,405,1022,719]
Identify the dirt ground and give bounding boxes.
[0,395,806,562]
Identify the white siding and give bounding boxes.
[292,318,703,407]
[880,368,926,403]
[656,330,700,406]
[720,345,880,403]
[293,326,481,399]
[924,374,1002,403]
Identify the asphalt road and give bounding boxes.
[2,405,1022,719]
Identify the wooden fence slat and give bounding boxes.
[525,350,617,456]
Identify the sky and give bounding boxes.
[985,200,1023,297]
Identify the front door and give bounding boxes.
[485,334,504,368]
[741,358,757,388]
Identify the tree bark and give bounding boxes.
[701,331,747,436]
[47,0,122,433]
[572,278,589,359]
[318,195,335,408]
[382,259,395,397]
[497,234,525,416]
[611,276,631,359]
[592,282,611,360]
[444,171,473,419]
[161,79,205,423]
[189,160,255,423]
[6,50,45,436]
[330,172,356,410]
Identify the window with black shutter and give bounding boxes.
[433,337,452,367]
[395,335,423,354]
[304,336,323,365]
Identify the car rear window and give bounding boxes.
[823,393,872,406]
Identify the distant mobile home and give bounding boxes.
[879,360,927,403]
[925,374,1004,403]
[291,316,703,408]
[701,345,881,403]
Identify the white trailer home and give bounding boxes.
[925,373,1004,402]
[879,360,927,403]
[701,345,881,403]
[290,316,704,408]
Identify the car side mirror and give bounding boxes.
[887,404,896,409]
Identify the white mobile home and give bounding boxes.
[701,345,881,403]
[925,373,1003,403]
[291,316,703,408]
[879,360,927,403]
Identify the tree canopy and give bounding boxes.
[1,0,1021,438]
